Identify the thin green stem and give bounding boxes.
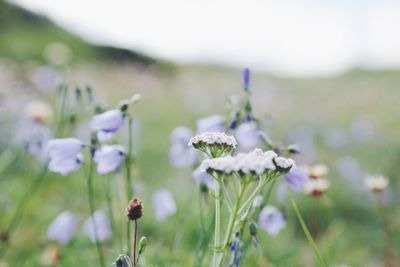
[103,175,117,248]
[212,183,222,267]
[238,177,269,215]
[0,165,48,258]
[87,155,105,267]
[56,85,68,136]
[125,116,134,255]
[133,220,138,267]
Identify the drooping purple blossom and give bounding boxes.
[82,210,112,243]
[192,166,215,190]
[169,127,197,168]
[89,109,125,142]
[47,210,78,245]
[242,67,250,90]
[235,121,260,152]
[94,145,126,175]
[47,138,84,175]
[152,189,176,221]
[258,205,286,236]
[284,165,310,192]
[196,115,225,134]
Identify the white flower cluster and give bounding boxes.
[364,174,389,193]
[200,149,294,175]
[188,132,237,148]
[304,179,330,196]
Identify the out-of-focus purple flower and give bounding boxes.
[350,117,374,144]
[196,115,225,134]
[284,165,310,192]
[94,145,126,174]
[323,128,348,150]
[287,126,316,164]
[192,166,215,190]
[242,68,251,90]
[335,156,362,185]
[82,210,112,243]
[235,121,260,152]
[169,127,197,168]
[89,109,125,142]
[152,189,176,221]
[47,211,78,245]
[47,138,83,175]
[258,205,286,236]
[276,183,288,203]
[31,66,62,92]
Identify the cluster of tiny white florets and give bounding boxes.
[188,132,237,148]
[200,148,294,175]
[364,174,389,193]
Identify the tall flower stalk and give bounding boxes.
[125,116,134,255]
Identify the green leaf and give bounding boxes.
[291,199,327,267]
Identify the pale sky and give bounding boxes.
[12,0,400,77]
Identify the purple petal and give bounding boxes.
[284,165,309,192]
[89,109,124,133]
[47,211,78,245]
[82,210,112,243]
[94,145,126,174]
[242,68,250,89]
[152,189,176,221]
[258,205,286,236]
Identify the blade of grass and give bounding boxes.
[291,199,327,267]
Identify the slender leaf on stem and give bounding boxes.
[291,199,327,267]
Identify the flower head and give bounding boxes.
[242,67,251,90]
[192,166,216,190]
[364,174,389,193]
[258,205,286,236]
[284,165,310,192]
[47,138,84,175]
[24,100,53,123]
[82,210,112,243]
[93,145,126,174]
[152,189,176,221]
[235,122,260,152]
[89,109,125,142]
[169,127,197,168]
[196,115,225,134]
[308,164,329,179]
[127,197,144,221]
[47,211,78,245]
[189,132,237,158]
[304,178,330,197]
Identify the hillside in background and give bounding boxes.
[0,0,158,65]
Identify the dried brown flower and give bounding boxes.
[127,197,144,221]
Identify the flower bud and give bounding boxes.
[242,68,251,90]
[127,198,144,221]
[111,254,133,267]
[249,222,257,236]
[138,236,147,255]
[75,87,82,102]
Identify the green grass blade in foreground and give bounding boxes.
[291,199,327,267]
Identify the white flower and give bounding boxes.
[47,138,84,175]
[364,174,389,193]
[308,164,329,179]
[304,178,330,197]
[24,100,53,123]
[47,211,78,245]
[199,148,293,176]
[94,145,126,174]
[235,122,260,152]
[196,115,225,134]
[258,206,286,236]
[152,189,176,221]
[188,132,237,148]
[89,109,125,142]
[82,210,112,243]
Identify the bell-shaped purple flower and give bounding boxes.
[258,205,286,236]
[196,115,225,134]
[235,121,260,152]
[94,145,126,174]
[152,189,176,221]
[284,165,310,192]
[82,210,112,243]
[169,127,197,168]
[47,138,84,175]
[192,166,215,190]
[89,109,125,142]
[242,67,250,90]
[47,210,78,245]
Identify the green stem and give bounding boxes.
[0,165,48,258]
[238,177,269,215]
[212,183,222,267]
[56,85,68,136]
[125,116,134,255]
[103,175,117,249]
[87,155,105,267]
